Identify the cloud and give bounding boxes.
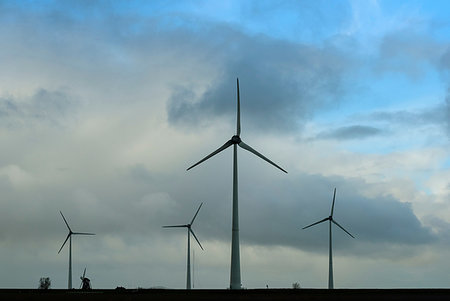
[350,104,450,139]
[0,0,448,289]
[438,46,450,136]
[157,165,437,257]
[440,47,450,71]
[376,32,444,78]
[368,106,447,126]
[166,27,352,134]
[447,92,450,136]
[0,89,78,129]
[10,156,428,259]
[249,175,435,252]
[374,30,450,136]
[315,125,383,140]
[230,0,352,42]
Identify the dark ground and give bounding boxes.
[0,288,449,301]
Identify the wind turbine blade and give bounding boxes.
[236,78,241,136]
[238,141,287,173]
[187,140,234,171]
[58,233,71,254]
[59,211,72,232]
[83,267,86,278]
[72,232,95,236]
[190,202,203,225]
[162,225,188,228]
[189,228,204,250]
[330,188,337,217]
[332,219,355,238]
[302,217,329,230]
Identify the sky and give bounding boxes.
[0,0,449,289]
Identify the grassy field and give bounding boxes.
[0,288,449,301]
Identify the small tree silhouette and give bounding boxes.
[38,277,51,289]
[292,282,300,289]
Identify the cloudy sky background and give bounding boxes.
[0,0,449,289]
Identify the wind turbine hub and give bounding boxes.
[231,135,241,144]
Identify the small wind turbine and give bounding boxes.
[58,211,95,289]
[187,78,287,289]
[163,203,204,289]
[302,188,354,289]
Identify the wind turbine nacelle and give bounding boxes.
[231,135,241,144]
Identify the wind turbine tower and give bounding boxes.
[302,188,354,289]
[163,203,204,289]
[58,211,95,289]
[187,78,287,289]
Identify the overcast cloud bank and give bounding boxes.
[0,0,449,289]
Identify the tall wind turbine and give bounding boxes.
[163,203,204,290]
[187,78,287,289]
[302,188,354,289]
[58,211,95,289]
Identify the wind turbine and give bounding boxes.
[187,78,287,289]
[58,211,95,289]
[163,202,204,289]
[302,188,354,289]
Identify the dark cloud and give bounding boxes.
[315,125,383,140]
[166,28,351,134]
[33,160,432,259]
[145,164,437,257]
[239,174,435,255]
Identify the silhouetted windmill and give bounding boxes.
[302,188,354,289]
[187,78,287,289]
[58,211,95,289]
[163,203,204,289]
[79,267,91,290]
